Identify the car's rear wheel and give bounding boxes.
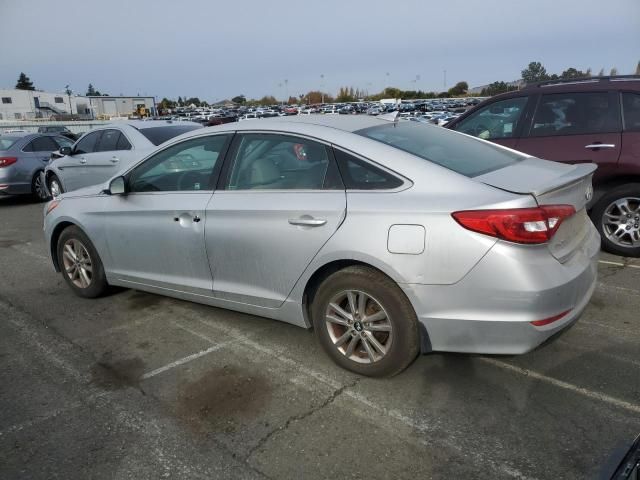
[31,172,49,201]
[48,174,63,198]
[57,226,109,298]
[311,266,420,377]
[592,184,640,257]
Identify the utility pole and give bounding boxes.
[443,70,447,91]
[320,74,325,103]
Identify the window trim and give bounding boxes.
[21,135,59,153]
[217,131,341,192]
[620,90,640,132]
[524,90,622,138]
[125,133,233,194]
[73,130,103,155]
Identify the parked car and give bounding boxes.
[0,133,75,200]
[446,75,640,256]
[43,120,202,197]
[37,126,79,141]
[44,116,598,377]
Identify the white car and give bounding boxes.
[43,121,202,196]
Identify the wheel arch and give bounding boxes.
[49,221,77,272]
[592,177,640,208]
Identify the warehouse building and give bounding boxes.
[0,88,156,120]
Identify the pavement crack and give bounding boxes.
[245,377,361,461]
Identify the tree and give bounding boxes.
[86,84,97,96]
[185,97,201,106]
[258,95,277,105]
[287,96,298,105]
[15,72,35,90]
[480,81,519,96]
[610,67,618,76]
[448,81,468,97]
[231,95,246,104]
[521,62,550,84]
[635,61,640,75]
[305,91,330,104]
[177,96,183,106]
[597,68,605,76]
[560,67,588,79]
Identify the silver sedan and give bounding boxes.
[43,116,599,376]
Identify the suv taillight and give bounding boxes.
[452,205,576,244]
[0,157,17,168]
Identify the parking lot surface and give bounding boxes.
[1,195,639,479]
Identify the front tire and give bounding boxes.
[57,226,109,298]
[311,266,420,377]
[591,184,640,257]
[48,174,64,198]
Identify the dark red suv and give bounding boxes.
[446,76,640,257]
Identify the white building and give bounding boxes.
[0,88,156,120]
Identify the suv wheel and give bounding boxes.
[591,183,640,257]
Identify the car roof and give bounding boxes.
[104,120,202,130]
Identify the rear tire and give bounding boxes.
[311,266,420,377]
[31,172,50,201]
[591,183,640,257]
[48,174,63,198]
[57,226,109,298]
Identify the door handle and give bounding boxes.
[288,216,327,227]
[79,157,87,164]
[193,215,201,223]
[584,143,616,149]
[110,157,119,163]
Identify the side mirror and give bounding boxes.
[106,176,127,196]
[59,146,72,156]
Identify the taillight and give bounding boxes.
[452,205,576,244]
[0,157,18,168]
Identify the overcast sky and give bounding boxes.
[1,0,638,101]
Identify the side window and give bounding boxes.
[28,136,59,152]
[622,92,640,131]
[454,96,528,140]
[129,135,230,192]
[530,92,620,137]
[74,131,101,154]
[333,149,403,190]
[227,134,330,190]
[54,136,74,149]
[95,129,121,152]
[116,133,132,150]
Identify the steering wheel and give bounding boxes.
[467,124,492,138]
[177,171,205,191]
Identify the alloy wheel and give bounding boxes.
[325,290,393,364]
[33,175,48,200]
[62,239,93,289]
[602,197,640,248]
[49,179,62,198]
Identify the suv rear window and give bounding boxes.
[355,122,523,177]
[138,124,202,146]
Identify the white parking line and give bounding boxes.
[480,358,640,414]
[598,259,640,269]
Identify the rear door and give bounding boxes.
[56,130,102,191]
[206,132,346,308]
[620,91,640,175]
[515,91,622,182]
[448,95,533,149]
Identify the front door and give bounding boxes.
[206,133,346,308]
[102,133,232,294]
[57,130,103,191]
[81,129,135,188]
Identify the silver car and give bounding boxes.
[43,120,202,197]
[43,116,599,377]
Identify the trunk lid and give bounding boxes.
[475,158,597,262]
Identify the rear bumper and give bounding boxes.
[401,223,600,354]
[0,167,30,195]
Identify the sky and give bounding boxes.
[0,0,638,101]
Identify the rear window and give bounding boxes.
[0,136,20,150]
[355,122,524,177]
[138,124,202,146]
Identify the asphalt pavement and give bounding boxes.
[1,194,639,479]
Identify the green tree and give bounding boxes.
[15,72,35,90]
[258,95,277,105]
[86,83,96,96]
[560,67,588,79]
[480,81,519,96]
[177,96,183,106]
[448,81,469,97]
[610,67,618,76]
[597,68,605,76]
[232,95,246,104]
[635,61,640,75]
[521,62,550,84]
[185,97,201,106]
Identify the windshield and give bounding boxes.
[0,136,21,150]
[355,122,524,177]
[138,124,202,146]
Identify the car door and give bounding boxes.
[22,136,59,171]
[206,132,347,308]
[55,130,102,191]
[448,95,532,149]
[101,133,232,294]
[82,129,134,187]
[515,91,622,182]
[619,91,640,176]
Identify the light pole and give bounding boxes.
[320,74,325,103]
[65,84,73,115]
[284,79,289,105]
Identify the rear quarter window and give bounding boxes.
[356,122,524,177]
[138,124,203,146]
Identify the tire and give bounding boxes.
[311,266,420,377]
[591,183,640,257]
[31,171,50,201]
[48,174,64,198]
[57,226,109,298]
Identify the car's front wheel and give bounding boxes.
[57,226,109,298]
[48,174,63,198]
[591,184,640,257]
[311,266,420,377]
